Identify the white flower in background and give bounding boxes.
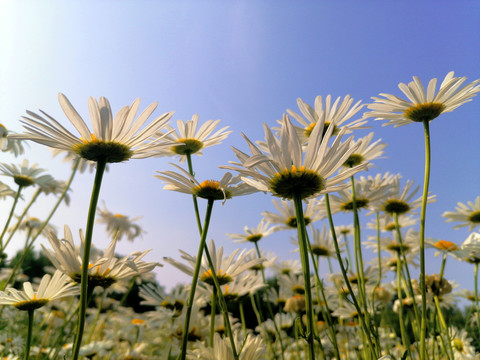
[291,224,343,259]
[364,71,480,127]
[10,93,174,163]
[152,114,231,161]
[0,270,77,311]
[155,163,257,203]
[262,198,323,231]
[340,132,387,170]
[0,123,25,157]
[381,176,435,215]
[442,196,480,232]
[286,94,367,142]
[164,239,263,287]
[0,181,16,200]
[42,225,159,289]
[226,218,277,244]
[96,202,144,242]
[0,159,52,189]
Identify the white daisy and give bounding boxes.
[10,93,174,163]
[222,115,368,200]
[381,176,435,215]
[152,114,231,161]
[364,71,480,127]
[164,239,264,287]
[0,270,77,311]
[262,198,323,231]
[155,163,257,203]
[96,202,144,242]
[286,94,368,142]
[0,123,25,157]
[442,196,480,231]
[340,132,387,170]
[226,218,277,244]
[0,159,53,189]
[42,225,159,289]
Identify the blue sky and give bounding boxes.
[1,1,479,298]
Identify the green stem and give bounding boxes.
[186,153,203,234]
[25,309,34,360]
[2,189,41,252]
[324,193,378,358]
[210,285,217,347]
[292,194,315,360]
[179,198,215,360]
[203,243,238,359]
[254,242,284,360]
[419,120,432,360]
[396,251,411,354]
[0,185,23,250]
[71,159,107,360]
[239,301,247,337]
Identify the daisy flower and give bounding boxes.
[96,202,144,242]
[291,224,342,259]
[155,163,257,203]
[0,159,52,189]
[442,196,480,231]
[364,71,480,127]
[262,198,323,231]
[164,239,264,287]
[425,238,460,258]
[0,181,16,200]
[10,93,174,163]
[42,225,159,289]
[448,327,477,360]
[340,132,387,169]
[223,115,368,200]
[381,176,435,215]
[286,94,368,142]
[366,213,417,233]
[226,218,277,244]
[152,114,231,161]
[0,270,77,311]
[0,123,25,157]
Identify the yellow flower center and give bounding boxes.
[170,138,204,155]
[434,240,458,252]
[269,165,325,200]
[404,102,446,122]
[452,338,464,352]
[200,269,232,286]
[383,199,411,215]
[286,216,311,228]
[245,234,263,242]
[113,214,125,218]
[386,241,410,253]
[131,318,145,325]
[468,210,480,224]
[343,153,365,168]
[73,134,133,163]
[14,296,49,311]
[193,180,232,201]
[13,175,35,187]
[311,245,331,257]
[304,121,339,138]
[340,197,370,212]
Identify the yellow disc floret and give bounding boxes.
[404,102,446,122]
[73,134,133,163]
[269,165,325,200]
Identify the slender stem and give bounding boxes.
[179,198,215,360]
[239,301,247,337]
[396,251,411,354]
[210,285,217,347]
[254,242,285,360]
[0,185,23,250]
[25,309,34,360]
[71,159,107,360]
[186,153,203,234]
[292,194,315,360]
[203,243,238,359]
[324,193,378,358]
[2,189,41,252]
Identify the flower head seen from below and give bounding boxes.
[262,198,323,231]
[340,132,387,169]
[226,218,277,244]
[223,115,368,200]
[0,270,78,311]
[164,239,264,287]
[10,93,174,163]
[152,114,231,162]
[97,202,144,242]
[0,123,25,157]
[364,71,480,127]
[0,159,52,188]
[285,94,368,142]
[155,163,257,203]
[442,196,480,232]
[42,225,159,289]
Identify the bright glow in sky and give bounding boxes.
[1,2,479,298]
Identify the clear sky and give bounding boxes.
[1,1,479,299]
